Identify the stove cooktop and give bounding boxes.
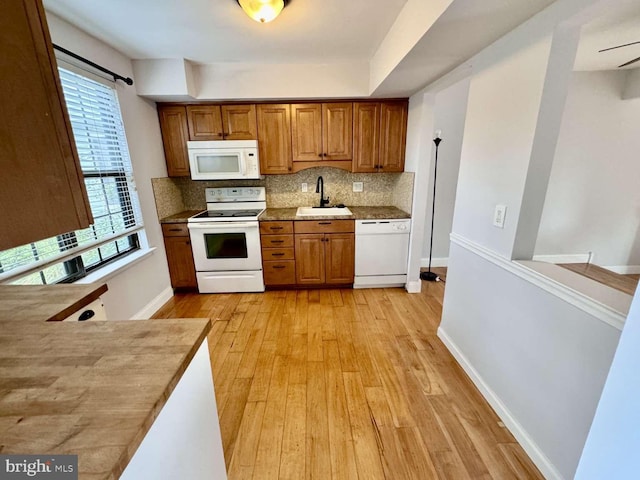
[188,208,265,222]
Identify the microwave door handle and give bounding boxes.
[240,152,247,176]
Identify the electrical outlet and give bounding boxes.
[493,205,507,228]
[301,183,308,193]
[353,182,364,193]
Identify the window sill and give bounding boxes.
[75,247,156,285]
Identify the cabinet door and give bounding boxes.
[186,105,223,140]
[379,101,408,172]
[291,104,322,162]
[352,103,380,172]
[0,0,92,250]
[295,234,325,284]
[222,104,257,140]
[164,236,197,289]
[257,104,292,174]
[323,103,353,160]
[158,105,191,177]
[325,233,355,284]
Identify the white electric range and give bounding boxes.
[187,187,266,293]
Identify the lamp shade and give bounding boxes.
[237,0,285,23]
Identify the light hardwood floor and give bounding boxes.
[153,271,543,479]
[560,263,639,296]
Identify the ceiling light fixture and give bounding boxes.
[236,0,288,23]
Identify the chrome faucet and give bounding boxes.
[316,176,330,208]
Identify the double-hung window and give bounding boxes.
[0,67,143,285]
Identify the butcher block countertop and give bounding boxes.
[0,283,108,322]
[0,283,211,480]
[259,206,411,221]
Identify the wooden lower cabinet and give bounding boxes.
[161,223,197,289]
[294,234,325,285]
[294,220,355,286]
[260,221,296,286]
[260,220,354,288]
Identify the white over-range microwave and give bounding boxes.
[187,140,260,180]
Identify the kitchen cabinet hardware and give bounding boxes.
[271,240,284,244]
[273,265,286,269]
[270,226,283,230]
[319,222,332,225]
[271,252,285,256]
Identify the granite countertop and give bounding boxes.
[259,206,411,221]
[159,210,203,224]
[0,284,211,480]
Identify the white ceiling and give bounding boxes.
[575,3,640,71]
[43,0,408,64]
[44,0,640,98]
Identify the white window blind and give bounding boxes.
[0,68,143,284]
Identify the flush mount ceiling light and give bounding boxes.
[236,0,289,23]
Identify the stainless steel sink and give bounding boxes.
[296,206,352,217]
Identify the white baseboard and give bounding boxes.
[602,265,640,275]
[131,286,174,320]
[420,257,449,268]
[532,253,590,264]
[405,280,422,293]
[437,326,564,480]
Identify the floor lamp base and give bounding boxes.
[420,271,439,282]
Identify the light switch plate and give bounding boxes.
[353,182,364,193]
[493,204,507,228]
[301,183,308,193]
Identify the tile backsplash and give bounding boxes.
[151,167,414,219]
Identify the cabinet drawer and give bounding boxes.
[261,234,294,248]
[262,247,295,260]
[260,221,293,235]
[294,220,354,234]
[263,260,296,285]
[162,223,189,237]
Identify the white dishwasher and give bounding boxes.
[354,219,411,288]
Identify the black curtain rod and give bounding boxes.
[53,44,134,86]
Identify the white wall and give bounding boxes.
[535,70,640,268]
[421,78,469,263]
[403,92,435,292]
[452,38,552,258]
[575,284,640,479]
[437,6,621,477]
[46,13,173,320]
[441,242,620,480]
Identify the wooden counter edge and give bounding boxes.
[110,317,212,480]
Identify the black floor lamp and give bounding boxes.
[420,130,442,282]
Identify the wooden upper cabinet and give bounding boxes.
[0,0,93,250]
[186,104,257,141]
[323,103,353,160]
[158,105,191,177]
[186,105,223,140]
[291,104,322,162]
[222,104,257,140]
[291,102,353,163]
[257,104,292,174]
[379,101,408,172]
[353,101,407,173]
[353,103,381,173]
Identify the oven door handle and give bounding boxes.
[187,222,259,230]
